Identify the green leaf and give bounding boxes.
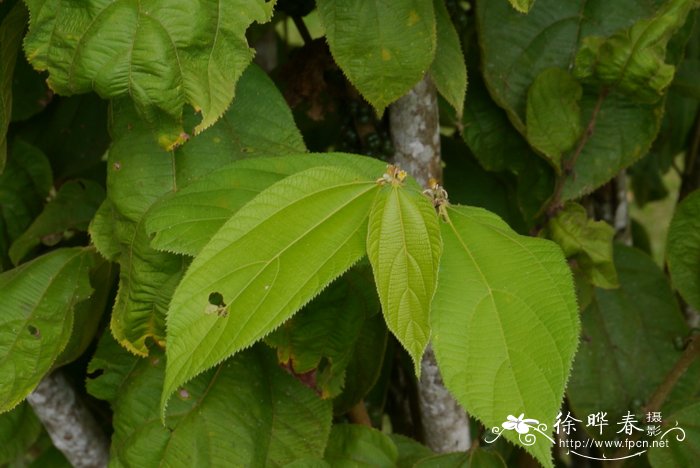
[414,449,507,467]
[266,265,381,399]
[430,0,467,117]
[10,51,48,122]
[0,140,52,270]
[9,179,105,264]
[573,0,699,103]
[648,402,700,467]
[391,434,433,468]
[0,402,41,465]
[666,190,700,311]
[508,0,536,14]
[93,344,332,466]
[0,247,95,412]
[324,424,398,466]
[476,0,670,199]
[163,165,381,414]
[567,246,697,440]
[317,0,436,113]
[367,181,441,373]
[0,2,27,173]
[541,202,618,289]
[525,68,583,169]
[89,200,121,262]
[86,331,141,404]
[431,205,579,468]
[146,154,379,256]
[23,0,275,149]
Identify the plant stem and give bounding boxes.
[348,401,372,427]
[292,16,312,45]
[27,371,109,468]
[389,75,470,452]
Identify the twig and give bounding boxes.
[347,401,373,427]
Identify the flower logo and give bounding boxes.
[502,414,540,434]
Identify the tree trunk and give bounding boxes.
[389,75,471,453]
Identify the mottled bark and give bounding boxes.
[27,372,109,468]
[389,75,471,452]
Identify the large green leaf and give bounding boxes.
[541,202,618,289]
[430,0,467,117]
[317,0,436,113]
[163,165,382,413]
[0,2,26,173]
[666,190,700,310]
[0,402,41,465]
[324,424,398,466]
[146,154,377,257]
[0,140,52,270]
[9,179,105,264]
[648,402,700,467]
[476,0,676,199]
[367,181,441,372]
[23,0,275,149]
[431,205,579,468]
[266,265,382,399]
[89,342,332,466]
[574,0,698,103]
[568,245,698,441]
[0,247,95,412]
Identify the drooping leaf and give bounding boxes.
[0,140,52,270]
[541,202,618,289]
[324,424,398,466]
[574,0,699,103]
[90,343,332,466]
[525,68,583,169]
[0,402,41,465]
[666,190,700,310]
[163,164,382,414]
[317,0,436,113]
[0,2,27,173]
[568,246,698,441]
[23,0,275,149]
[266,265,381,399]
[367,179,441,372]
[647,402,700,468]
[431,205,579,467]
[146,154,377,256]
[430,0,467,117]
[476,0,675,199]
[0,247,95,412]
[9,179,105,264]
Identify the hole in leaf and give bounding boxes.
[208,292,226,307]
[27,325,41,339]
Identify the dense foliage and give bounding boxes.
[1,0,699,466]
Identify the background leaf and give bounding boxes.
[324,424,398,466]
[430,0,467,116]
[647,402,700,467]
[0,402,41,465]
[666,189,700,310]
[23,0,275,148]
[431,205,579,467]
[367,183,441,372]
[317,0,436,113]
[163,165,381,413]
[0,247,95,412]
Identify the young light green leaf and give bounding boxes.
[0,247,95,413]
[92,344,332,466]
[9,179,105,264]
[666,190,700,311]
[568,246,697,441]
[526,68,583,169]
[163,165,381,414]
[509,0,536,14]
[0,2,27,173]
[23,0,275,149]
[317,0,436,113]
[541,202,618,289]
[431,205,579,468]
[146,154,385,256]
[430,0,467,116]
[574,0,699,103]
[324,424,398,466]
[367,181,441,373]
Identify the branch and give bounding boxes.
[389,75,471,453]
[27,371,109,468]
